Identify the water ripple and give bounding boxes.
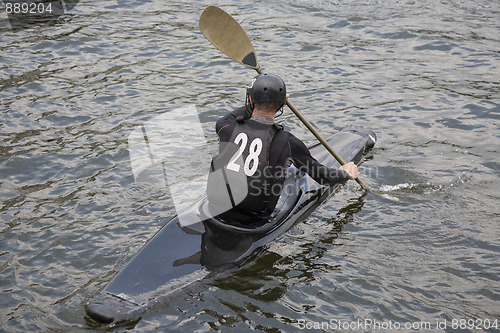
[1,0,499,331]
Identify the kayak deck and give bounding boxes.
[86,126,376,325]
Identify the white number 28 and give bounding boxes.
[227,133,262,176]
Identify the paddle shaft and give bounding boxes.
[255,68,371,191]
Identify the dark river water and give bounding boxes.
[1,0,499,332]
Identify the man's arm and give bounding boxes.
[289,134,355,185]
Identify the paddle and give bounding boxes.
[199,5,373,193]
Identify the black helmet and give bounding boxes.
[247,74,286,104]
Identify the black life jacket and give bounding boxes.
[207,118,282,220]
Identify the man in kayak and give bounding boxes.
[207,74,359,224]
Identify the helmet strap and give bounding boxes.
[246,94,255,111]
[275,105,284,118]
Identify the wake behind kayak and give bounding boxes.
[86,126,376,325]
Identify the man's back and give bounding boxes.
[207,105,351,223]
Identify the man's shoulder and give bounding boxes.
[215,106,239,131]
[284,131,309,151]
[277,129,298,142]
[272,127,306,150]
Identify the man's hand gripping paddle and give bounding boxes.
[199,5,375,194]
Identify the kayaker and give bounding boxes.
[207,73,360,224]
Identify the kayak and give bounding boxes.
[85,126,376,325]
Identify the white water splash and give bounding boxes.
[379,183,419,192]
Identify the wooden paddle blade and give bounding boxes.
[199,6,260,70]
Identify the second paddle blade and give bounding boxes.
[199,6,260,70]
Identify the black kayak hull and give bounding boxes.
[86,126,376,325]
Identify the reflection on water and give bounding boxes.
[1,0,499,331]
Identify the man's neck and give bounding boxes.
[251,110,275,125]
[252,109,275,120]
